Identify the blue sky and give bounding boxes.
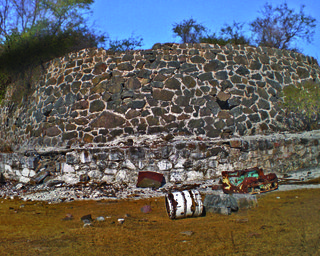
[89,0,319,60]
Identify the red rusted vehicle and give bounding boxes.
[222,167,278,194]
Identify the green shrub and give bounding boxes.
[0,28,103,104]
[282,80,320,130]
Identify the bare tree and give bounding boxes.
[250,3,316,50]
[172,18,207,44]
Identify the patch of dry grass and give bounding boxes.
[0,188,320,255]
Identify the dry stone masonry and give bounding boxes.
[0,43,319,187]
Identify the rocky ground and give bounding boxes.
[0,167,319,203]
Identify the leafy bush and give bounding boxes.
[0,28,104,104]
[0,29,103,75]
[282,80,320,130]
[108,35,143,52]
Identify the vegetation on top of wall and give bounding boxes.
[282,80,320,130]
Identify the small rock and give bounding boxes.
[118,218,125,224]
[141,205,152,213]
[248,232,261,238]
[62,213,74,221]
[234,218,249,223]
[180,231,194,236]
[83,223,93,228]
[15,183,24,190]
[96,216,105,222]
[81,214,93,223]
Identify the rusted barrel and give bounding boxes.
[165,190,203,219]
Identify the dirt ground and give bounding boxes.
[0,187,320,256]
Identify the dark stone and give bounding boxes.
[93,62,107,75]
[54,97,64,109]
[199,72,213,81]
[190,55,206,63]
[159,68,175,75]
[251,73,262,80]
[217,91,231,101]
[152,107,167,116]
[65,93,77,106]
[214,120,226,130]
[218,110,231,119]
[297,67,310,79]
[188,119,205,129]
[150,81,164,88]
[231,75,242,83]
[122,54,134,61]
[45,126,61,137]
[257,88,269,100]
[126,109,140,119]
[107,82,123,94]
[80,174,90,182]
[90,111,126,128]
[275,72,283,83]
[82,74,94,81]
[147,116,159,126]
[89,100,105,112]
[171,105,183,113]
[248,114,261,123]
[204,60,225,72]
[124,127,134,134]
[267,78,282,92]
[46,78,57,86]
[117,62,134,71]
[75,117,89,126]
[165,77,181,90]
[259,110,269,120]
[215,71,228,80]
[199,107,212,116]
[236,66,250,76]
[141,110,151,116]
[148,126,166,134]
[207,128,221,138]
[125,77,141,90]
[175,96,190,107]
[204,194,238,214]
[180,63,198,72]
[71,81,81,93]
[121,90,134,99]
[242,98,255,108]
[152,88,174,101]
[249,60,262,70]
[257,98,271,110]
[191,98,206,106]
[62,131,78,141]
[168,61,180,68]
[259,54,270,64]
[220,80,233,91]
[206,101,221,115]
[234,55,248,65]
[182,76,196,88]
[129,100,146,109]
[110,129,123,138]
[138,69,152,79]
[162,114,176,123]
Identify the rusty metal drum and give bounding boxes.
[165,190,203,219]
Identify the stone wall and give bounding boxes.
[0,43,319,185]
[0,131,319,185]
